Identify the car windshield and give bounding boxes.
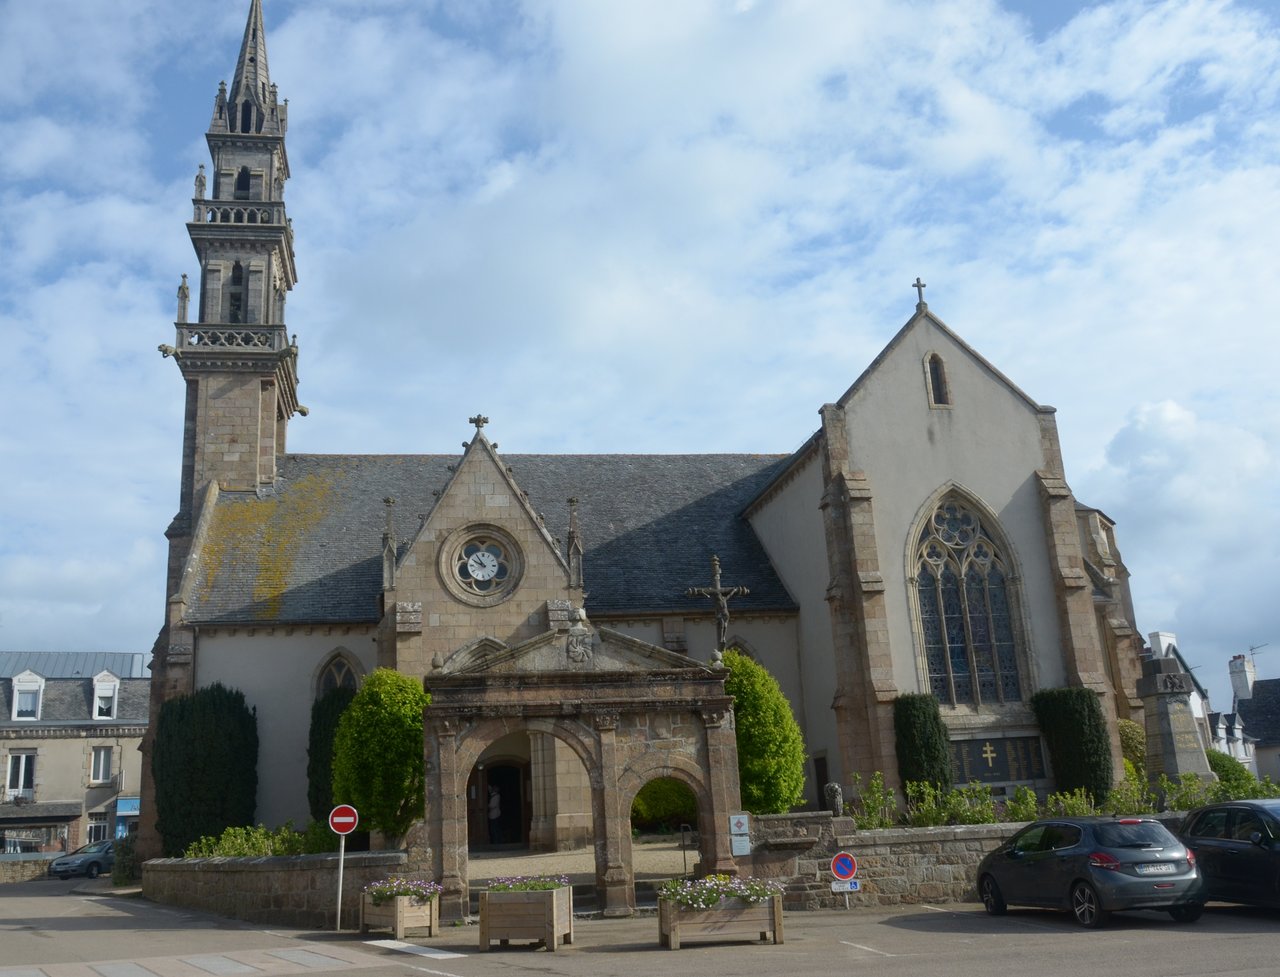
[1094,821,1173,849]
[75,842,110,854]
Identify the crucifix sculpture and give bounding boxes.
[686,555,749,653]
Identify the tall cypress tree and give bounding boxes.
[152,683,258,856]
[307,686,356,823]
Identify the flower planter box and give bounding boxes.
[359,893,440,940]
[658,894,784,950]
[478,887,573,952]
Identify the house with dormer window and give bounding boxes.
[0,652,148,867]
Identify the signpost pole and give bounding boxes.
[328,804,359,933]
[336,834,345,932]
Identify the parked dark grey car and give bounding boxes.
[1179,799,1280,907]
[977,816,1203,927]
[48,840,115,879]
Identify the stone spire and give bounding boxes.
[211,0,287,137]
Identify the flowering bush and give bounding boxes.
[486,874,570,891]
[658,873,784,909]
[363,877,443,906]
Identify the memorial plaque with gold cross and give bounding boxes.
[949,736,1046,784]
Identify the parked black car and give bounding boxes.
[1179,799,1280,907]
[48,840,115,879]
[977,816,1203,927]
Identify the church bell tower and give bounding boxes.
[163,0,300,547]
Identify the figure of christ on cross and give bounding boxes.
[686,555,750,653]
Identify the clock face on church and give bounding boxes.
[440,526,523,606]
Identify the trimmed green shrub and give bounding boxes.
[893,693,953,789]
[946,782,997,824]
[631,777,697,832]
[183,820,338,857]
[1158,772,1213,811]
[110,833,139,885]
[1044,787,1096,816]
[1101,763,1156,814]
[152,683,258,857]
[1117,718,1145,774]
[332,669,431,841]
[848,771,898,829]
[307,685,356,823]
[1207,749,1256,796]
[1003,785,1039,822]
[1031,687,1113,805]
[723,650,806,814]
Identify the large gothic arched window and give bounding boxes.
[915,498,1022,706]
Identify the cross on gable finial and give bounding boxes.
[685,554,750,654]
[468,414,489,431]
[913,277,927,308]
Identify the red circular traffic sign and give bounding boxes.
[329,804,359,835]
[831,851,858,880]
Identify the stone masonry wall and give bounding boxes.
[741,811,1017,910]
[0,856,55,884]
[143,851,409,929]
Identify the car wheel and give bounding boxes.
[1168,904,1203,923]
[1070,881,1108,928]
[979,874,1007,915]
[85,863,100,879]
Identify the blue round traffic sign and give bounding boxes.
[831,851,858,880]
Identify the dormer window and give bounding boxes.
[93,672,119,720]
[11,671,44,721]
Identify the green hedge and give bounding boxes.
[1031,687,1113,804]
[307,686,355,823]
[893,693,953,789]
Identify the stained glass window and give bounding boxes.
[915,499,1022,706]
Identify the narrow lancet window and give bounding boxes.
[927,353,950,406]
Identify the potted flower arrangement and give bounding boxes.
[359,877,443,939]
[657,873,786,949]
[479,875,573,952]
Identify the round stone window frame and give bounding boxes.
[438,524,524,607]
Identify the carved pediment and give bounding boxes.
[437,626,711,676]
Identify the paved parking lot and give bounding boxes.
[2,878,1277,977]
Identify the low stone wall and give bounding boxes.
[741,811,1019,910]
[0,854,55,884]
[143,851,410,929]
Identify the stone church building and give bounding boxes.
[139,2,1144,886]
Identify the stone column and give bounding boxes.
[429,719,469,921]
[1137,656,1214,794]
[702,706,742,876]
[593,713,633,917]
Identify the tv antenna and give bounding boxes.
[1249,643,1269,663]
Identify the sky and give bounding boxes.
[1,0,1277,715]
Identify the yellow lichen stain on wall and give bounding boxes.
[201,472,337,619]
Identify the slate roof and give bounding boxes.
[0,678,150,729]
[1237,678,1280,748]
[0,652,148,679]
[185,452,798,626]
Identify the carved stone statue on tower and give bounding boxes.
[176,274,190,323]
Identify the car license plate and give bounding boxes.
[1136,862,1176,875]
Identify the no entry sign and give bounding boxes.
[831,851,858,881]
[329,804,359,835]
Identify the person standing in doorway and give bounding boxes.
[488,786,502,844]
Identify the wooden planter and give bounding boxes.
[478,887,574,952]
[658,894,784,950]
[359,893,440,940]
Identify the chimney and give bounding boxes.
[1149,631,1178,660]
[1229,654,1256,702]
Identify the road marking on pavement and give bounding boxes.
[408,969,468,977]
[365,939,466,960]
[840,941,895,956]
[182,955,261,974]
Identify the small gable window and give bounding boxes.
[11,671,43,721]
[93,672,119,720]
[926,353,951,407]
